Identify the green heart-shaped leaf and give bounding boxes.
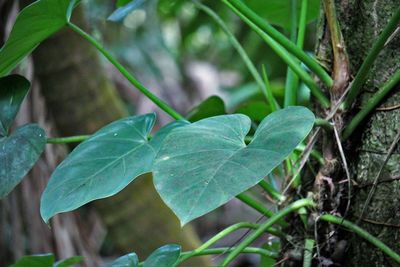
[109,253,138,267]
[143,244,181,267]
[0,0,80,76]
[40,114,188,222]
[54,256,84,267]
[0,124,46,198]
[154,107,315,225]
[0,75,30,136]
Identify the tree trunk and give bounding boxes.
[317,0,399,266]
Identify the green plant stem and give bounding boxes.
[303,238,314,267]
[67,22,184,120]
[320,214,400,264]
[176,222,258,264]
[236,193,272,217]
[284,0,308,107]
[284,0,299,107]
[343,69,400,140]
[344,6,400,108]
[194,1,279,110]
[295,144,324,165]
[47,135,90,144]
[258,180,285,201]
[222,0,330,108]
[180,246,278,258]
[262,65,280,111]
[222,0,333,88]
[315,118,333,131]
[166,247,278,267]
[221,199,315,266]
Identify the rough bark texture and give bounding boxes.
[324,0,399,266]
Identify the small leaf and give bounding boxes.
[108,253,138,267]
[0,75,30,136]
[143,244,181,267]
[0,0,80,76]
[154,107,315,225]
[235,101,272,122]
[11,254,54,267]
[108,0,146,22]
[40,114,188,222]
[54,256,84,267]
[186,96,226,122]
[0,124,46,198]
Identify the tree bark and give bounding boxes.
[317,0,399,266]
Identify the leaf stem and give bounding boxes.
[221,199,315,266]
[284,0,308,107]
[67,22,184,120]
[343,69,400,139]
[222,0,330,108]
[315,118,333,132]
[320,214,400,264]
[236,193,289,229]
[284,0,299,107]
[176,222,258,264]
[262,65,280,111]
[303,238,315,267]
[179,246,278,258]
[222,0,333,88]
[258,180,285,202]
[47,135,90,144]
[344,6,400,108]
[194,1,279,110]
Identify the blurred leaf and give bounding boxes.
[186,95,226,122]
[260,240,280,267]
[245,0,320,29]
[235,101,271,122]
[0,124,46,198]
[54,256,84,267]
[108,0,146,22]
[154,107,315,225]
[40,114,188,222]
[297,83,311,107]
[109,253,138,267]
[226,82,284,110]
[117,0,133,7]
[0,0,79,76]
[11,254,54,267]
[143,244,181,267]
[0,75,30,136]
[11,254,83,267]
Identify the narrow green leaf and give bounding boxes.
[40,114,188,222]
[108,253,138,267]
[108,0,146,22]
[0,124,46,198]
[11,254,54,267]
[186,96,226,122]
[154,107,315,225]
[143,244,181,267]
[0,75,30,136]
[0,0,79,76]
[54,256,84,267]
[244,0,320,29]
